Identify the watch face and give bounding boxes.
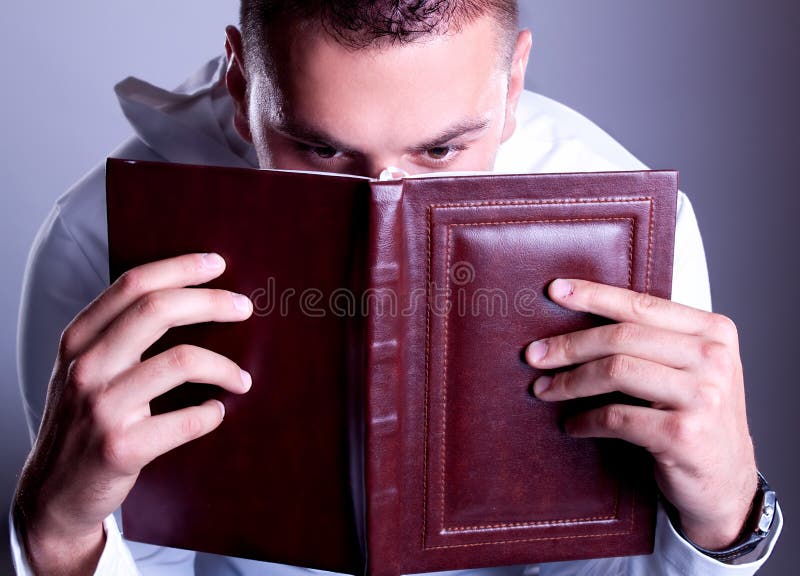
[758,490,777,534]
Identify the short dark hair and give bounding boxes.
[240,0,519,74]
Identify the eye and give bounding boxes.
[420,143,468,165]
[293,141,348,164]
[310,145,340,159]
[426,146,452,160]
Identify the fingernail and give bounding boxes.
[214,399,226,419]
[240,369,252,391]
[551,279,574,299]
[533,375,553,397]
[202,252,225,270]
[527,340,548,363]
[233,293,253,313]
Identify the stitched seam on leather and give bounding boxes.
[428,485,637,548]
[441,218,630,529]
[645,198,655,292]
[425,527,636,550]
[448,217,634,226]
[429,197,654,209]
[439,224,454,533]
[424,531,632,550]
[421,205,434,546]
[441,515,619,531]
[434,217,635,535]
[627,216,635,289]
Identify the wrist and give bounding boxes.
[13,498,105,576]
[678,472,759,550]
[680,498,755,551]
[667,472,777,564]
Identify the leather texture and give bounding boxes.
[106,159,677,576]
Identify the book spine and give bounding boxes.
[363,181,405,576]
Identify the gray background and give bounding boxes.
[0,1,795,574]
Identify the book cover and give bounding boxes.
[106,158,676,575]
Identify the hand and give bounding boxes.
[525,278,758,550]
[13,253,254,575]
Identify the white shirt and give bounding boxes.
[11,55,782,575]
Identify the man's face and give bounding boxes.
[230,16,530,178]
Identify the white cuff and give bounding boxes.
[10,509,140,575]
[654,501,783,575]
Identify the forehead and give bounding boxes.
[255,16,508,151]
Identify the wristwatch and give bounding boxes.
[669,473,777,564]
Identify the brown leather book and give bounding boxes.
[106,158,676,575]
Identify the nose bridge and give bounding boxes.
[363,156,404,180]
[376,166,411,181]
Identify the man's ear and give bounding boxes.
[225,25,253,143]
[500,29,533,144]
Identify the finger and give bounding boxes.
[86,287,253,376]
[121,399,227,469]
[546,278,718,336]
[533,354,692,407]
[108,345,252,412]
[564,403,671,454]
[526,321,699,370]
[62,253,227,359]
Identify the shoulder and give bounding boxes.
[497,89,691,227]
[45,137,164,286]
[45,54,256,285]
[495,90,648,174]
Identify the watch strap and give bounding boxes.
[666,473,777,564]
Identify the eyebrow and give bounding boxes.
[272,120,360,155]
[406,117,491,154]
[273,116,492,155]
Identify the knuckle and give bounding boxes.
[66,356,96,393]
[609,323,637,347]
[559,333,577,360]
[696,384,724,411]
[166,345,197,373]
[552,370,573,397]
[179,413,209,441]
[210,289,234,310]
[101,432,133,471]
[117,268,148,298]
[699,341,732,372]
[631,291,659,318]
[708,313,739,342]
[135,291,166,318]
[605,354,632,381]
[599,405,627,432]
[664,415,696,446]
[58,324,82,359]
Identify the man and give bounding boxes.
[11,1,781,574]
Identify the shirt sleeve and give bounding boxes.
[536,502,783,576]
[17,137,162,439]
[14,156,198,575]
[10,510,140,575]
[16,198,108,440]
